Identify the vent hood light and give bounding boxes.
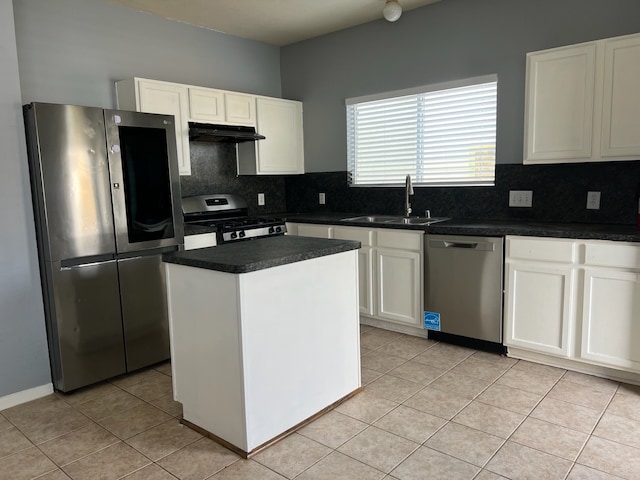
[188,122,266,143]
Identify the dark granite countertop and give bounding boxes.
[284,213,640,243]
[163,235,361,273]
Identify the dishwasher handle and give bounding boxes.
[428,239,495,251]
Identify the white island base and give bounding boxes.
[165,249,361,457]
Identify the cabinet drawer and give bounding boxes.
[507,237,576,263]
[184,233,217,250]
[377,229,422,251]
[584,242,640,270]
[333,227,373,246]
[296,224,332,238]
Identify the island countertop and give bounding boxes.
[163,235,361,273]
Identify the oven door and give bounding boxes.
[104,110,184,254]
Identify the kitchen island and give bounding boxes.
[162,236,362,457]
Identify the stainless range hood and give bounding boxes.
[188,122,266,143]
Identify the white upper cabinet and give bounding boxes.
[601,35,640,157]
[188,87,225,123]
[116,78,304,176]
[237,97,304,175]
[116,78,191,175]
[224,92,256,126]
[524,32,640,164]
[255,97,304,174]
[525,44,596,162]
[188,88,255,126]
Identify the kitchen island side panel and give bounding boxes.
[165,263,247,449]
[239,250,361,450]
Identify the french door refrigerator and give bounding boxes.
[24,103,184,392]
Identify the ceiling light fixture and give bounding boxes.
[383,0,403,22]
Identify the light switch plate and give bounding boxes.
[319,192,326,205]
[258,193,265,206]
[509,190,533,207]
[587,191,601,210]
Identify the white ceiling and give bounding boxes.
[104,0,441,46]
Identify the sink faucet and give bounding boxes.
[404,174,414,217]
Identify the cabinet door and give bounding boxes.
[137,80,191,175]
[524,44,596,163]
[189,87,225,123]
[504,262,575,357]
[580,269,640,371]
[601,35,640,158]
[224,93,256,125]
[333,226,374,316]
[256,98,304,174]
[376,248,421,326]
[357,247,374,316]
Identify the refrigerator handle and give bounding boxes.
[60,255,115,269]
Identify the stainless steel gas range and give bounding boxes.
[182,194,286,245]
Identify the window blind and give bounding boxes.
[346,77,497,187]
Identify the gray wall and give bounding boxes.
[281,0,640,172]
[0,0,51,397]
[4,0,283,399]
[13,0,282,108]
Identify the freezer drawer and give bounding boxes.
[49,260,126,391]
[425,235,504,343]
[118,254,171,371]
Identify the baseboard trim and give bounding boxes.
[0,383,54,411]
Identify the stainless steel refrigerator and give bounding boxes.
[24,103,184,392]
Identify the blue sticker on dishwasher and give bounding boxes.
[424,311,441,331]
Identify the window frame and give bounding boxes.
[345,74,498,188]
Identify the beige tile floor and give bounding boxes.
[2,325,640,479]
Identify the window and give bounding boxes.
[346,75,497,187]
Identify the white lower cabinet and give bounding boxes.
[580,240,640,371]
[505,236,640,379]
[357,247,375,316]
[333,226,374,317]
[296,224,332,238]
[505,262,575,357]
[376,248,421,326]
[288,223,423,329]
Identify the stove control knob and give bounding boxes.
[268,227,275,234]
[239,231,246,238]
[230,232,238,239]
[275,226,282,233]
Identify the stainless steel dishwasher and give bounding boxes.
[424,235,504,344]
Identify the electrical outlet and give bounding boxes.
[257,193,265,206]
[319,192,326,205]
[509,190,533,207]
[587,191,601,210]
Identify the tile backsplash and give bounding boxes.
[284,161,640,225]
[181,142,640,225]
[179,142,286,216]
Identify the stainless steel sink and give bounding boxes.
[340,215,450,226]
[385,216,450,225]
[340,215,398,223]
